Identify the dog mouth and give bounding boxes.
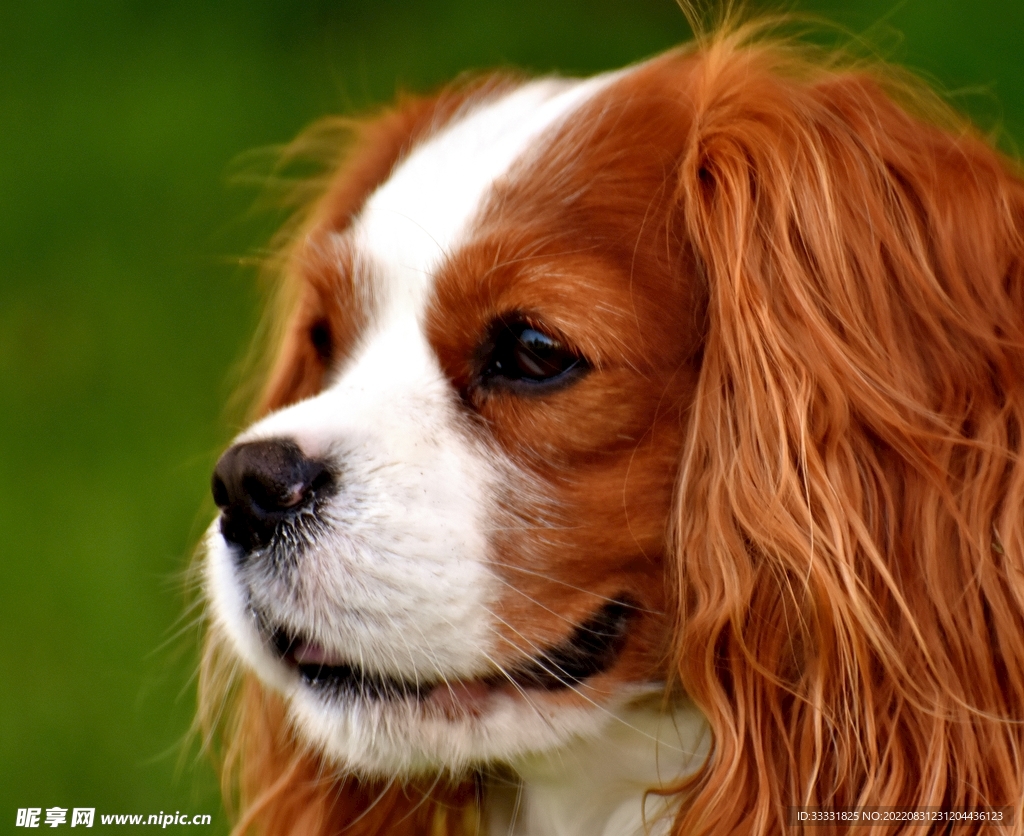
[264,599,635,705]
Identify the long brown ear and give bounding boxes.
[669,37,1024,834]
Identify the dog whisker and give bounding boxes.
[486,563,663,616]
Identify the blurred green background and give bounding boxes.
[2,0,1021,830]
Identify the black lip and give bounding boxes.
[492,599,634,691]
[271,628,426,700]
[265,599,637,701]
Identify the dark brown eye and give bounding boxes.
[480,320,588,393]
[309,319,332,363]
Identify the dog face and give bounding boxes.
[202,28,1024,834]
[206,60,706,775]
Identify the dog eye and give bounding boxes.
[309,319,333,363]
[480,320,588,392]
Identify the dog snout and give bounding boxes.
[212,439,333,553]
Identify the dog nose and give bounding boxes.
[212,439,332,553]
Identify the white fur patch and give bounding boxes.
[355,73,619,288]
[487,696,709,836]
[204,316,503,726]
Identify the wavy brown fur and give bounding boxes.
[200,22,1024,836]
[670,24,1024,836]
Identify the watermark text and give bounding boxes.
[16,808,212,828]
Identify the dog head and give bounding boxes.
[201,25,1024,835]
[206,62,705,777]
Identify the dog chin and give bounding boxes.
[205,526,650,776]
[286,680,636,777]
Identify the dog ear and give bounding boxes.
[668,41,1024,833]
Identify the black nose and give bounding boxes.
[212,439,332,553]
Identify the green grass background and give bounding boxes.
[2,0,1021,830]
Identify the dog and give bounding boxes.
[200,21,1024,836]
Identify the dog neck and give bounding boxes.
[484,694,708,836]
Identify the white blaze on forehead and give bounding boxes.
[352,74,618,304]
